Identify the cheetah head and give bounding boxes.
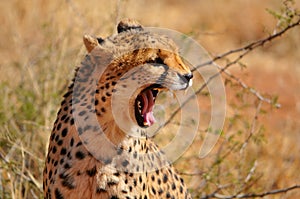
[80,19,193,138]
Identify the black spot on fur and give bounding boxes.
[52,146,57,154]
[55,188,64,199]
[75,151,86,160]
[172,183,176,190]
[174,174,179,181]
[117,148,123,155]
[70,118,74,125]
[158,188,163,195]
[76,141,82,147]
[67,151,72,159]
[96,187,106,194]
[60,148,67,155]
[133,151,137,159]
[61,114,67,121]
[180,177,184,185]
[55,135,60,142]
[61,128,68,137]
[151,175,155,181]
[166,192,171,198]
[70,138,74,147]
[79,110,86,116]
[180,185,183,193]
[122,160,129,167]
[64,163,71,170]
[50,133,55,141]
[163,174,168,183]
[56,123,62,131]
[61,176,75,189]
[63,91,72,98]
[151,187,156,194]
[64,116,70,123]
[86,166,97,177]
[78,127,83,135]
[57,140,63,146]
[48,170,53,178]
[157,178,161,185]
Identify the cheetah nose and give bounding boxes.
[182,72,193,87]
[183,73,193,82]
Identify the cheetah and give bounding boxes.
[43,19,193,199]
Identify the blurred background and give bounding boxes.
[0,0,299,198]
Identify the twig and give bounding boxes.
[159,16,300,132]
[239,101,263,154]
[0,143,43,192]
[221,70,281,108]
[65,0,89,31]
[201,184,234,199]
[191,17,300,72]
[179,171,205,176]
[202,184,300,198]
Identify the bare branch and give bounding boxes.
[158,14,300,133]
[221,70,281,108]
[239,101,263,154]
[201,184,300,199]
[191,17,300,72]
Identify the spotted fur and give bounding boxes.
[43,19,192,199]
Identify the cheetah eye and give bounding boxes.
[134,84,162,127]
[146,57,164,65]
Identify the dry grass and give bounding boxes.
[0,0,299,198]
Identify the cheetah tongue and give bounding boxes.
[141,90,156,126]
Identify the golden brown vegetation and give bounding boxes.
[0,0,299,198]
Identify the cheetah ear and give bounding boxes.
[117,19,143,33]
[83,35,100,53]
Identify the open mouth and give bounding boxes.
[134,84,162,128]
